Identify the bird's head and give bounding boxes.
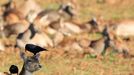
[9,65,19,74]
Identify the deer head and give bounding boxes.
[20,51,41,75]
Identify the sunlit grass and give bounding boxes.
[0,49,134,75]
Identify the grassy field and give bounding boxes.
[0,0,134,75]
[35,0,134,21]
[0,48,134,75]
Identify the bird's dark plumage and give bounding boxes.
[25,44,47,55]
[9,65,19,74]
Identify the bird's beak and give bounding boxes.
[44,49,48,51]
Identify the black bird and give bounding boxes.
[9,65,19,74]
[25,44,47,55]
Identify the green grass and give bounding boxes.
[35,0,134,21]
[38,53,134,75]
[0,50,134,75]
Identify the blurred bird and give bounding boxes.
[15,23,53,49]
[59,3,75,18]
[33,3,76,28]
[25,44,47,55]
[9,65,19,75]
[88,17,98,28]
[89,26,110,57]
[88,17,100,32]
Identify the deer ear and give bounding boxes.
[20,51,27,61]
[34,53,40,60]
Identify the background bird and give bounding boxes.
[25,44,47,55]
[9,65,19,75]
[89,26,110,57]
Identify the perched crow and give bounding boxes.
[25,44,47,55]
[9,65,19,74]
